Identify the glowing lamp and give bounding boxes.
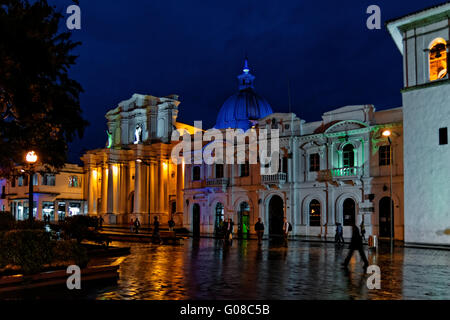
[26,151,38,164]
[382,130,391,137]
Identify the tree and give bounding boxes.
[0,0,87,177]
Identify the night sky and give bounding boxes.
[56,0,447,163]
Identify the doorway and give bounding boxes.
[343,198,356,226]
[379,197,394,238]
[269,195,284,236]
[238,202,250,238]
[192,204,201,238]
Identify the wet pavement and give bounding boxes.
[82,238,450,300]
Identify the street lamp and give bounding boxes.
[25,151,38,222]
[382,130,394,252]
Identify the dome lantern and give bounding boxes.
[215,57,274,130]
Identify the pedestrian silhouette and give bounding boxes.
[335,222,344,245]
[342,225,369,270]
[255,218,264,244]
[134,217,141,234]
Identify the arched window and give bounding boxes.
[309,200,321,226]
[343,144,355,168]
[192,166,201,181]
[429,38,447,81]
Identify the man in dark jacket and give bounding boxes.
[255,218,265,244]
[342,225,369,269]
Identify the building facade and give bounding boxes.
[0,164,85,221]
[387,2,450,245]
[81,93,195,226]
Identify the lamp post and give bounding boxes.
[25,151,38,222]
[382,130,394,252]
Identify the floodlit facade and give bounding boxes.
[81,94,196,226]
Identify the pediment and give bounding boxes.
[324,120,368,134]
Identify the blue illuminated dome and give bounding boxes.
[215,59,274,130]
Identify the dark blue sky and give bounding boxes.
[58,0,447,163]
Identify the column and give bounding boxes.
[87,168,94,214]
[151,161,157,213]
[134,160,142,214]
[107,163,114,213]
[119,165,128,213]
[101,165,108,214]
[176,163,184,214]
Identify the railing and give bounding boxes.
[261,172,287,184]
[206,178,229,187]
[318,167,363,181]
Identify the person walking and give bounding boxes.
[134,217,141,234]
[342,225,369,270]
[335,222,344,245]
[129,218,134,233]
[152,216,160,243]
[168,218,175,232]
[226,218,234,243]
[255,218,265,244]
[282,218,291,246]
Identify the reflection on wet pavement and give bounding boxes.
[86,239,450,300]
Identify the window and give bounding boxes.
[69,176,80,188]
[215,164,224,179]
[240,162,250,177]
[18,176,24,187]
[429,38,447,81]
[439,127,448,145]
[309,153,320,172]
[11,178,15,188]
[192,166,201,181]
[309,200,321,226]
[343,144,355,168]
[282,157,288,174]
[1,186,5,199]
[379,145,391,166]
[32,174,39,186]
[42,174,56,186]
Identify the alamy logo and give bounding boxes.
[66,5,81,30]
[366,5,381,30]
[66,265,81,290]
[366,265,381,290]
[170,121,281,175]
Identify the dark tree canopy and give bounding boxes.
[0,0,87,176]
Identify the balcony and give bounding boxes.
[206,178,229,187]
[318,167,363,182]
[261,172,287,185]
